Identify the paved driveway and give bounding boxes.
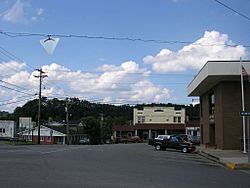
[0,143,250,188]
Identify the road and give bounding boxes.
[0,142,250,188]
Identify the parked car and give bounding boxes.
[189,135,200,145]
[79,137,90,145]
[120,136,142,143]
[148,135,196,153]
[172,134,200,145]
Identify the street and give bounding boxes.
[0,143,250,188]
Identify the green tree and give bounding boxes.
[81,116,100,144]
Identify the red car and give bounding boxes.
[120,136,142,143]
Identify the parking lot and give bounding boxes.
[0,142,250,188]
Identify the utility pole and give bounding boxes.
[100,113,103,144]
[65,99,70,145]
[34,68,47,144]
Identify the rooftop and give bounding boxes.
[188,60,250,96]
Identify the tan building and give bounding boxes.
[113,106,186,140]
[188,60,250,150]
[133,106,185,125]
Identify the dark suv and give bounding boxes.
[148,135,196,153]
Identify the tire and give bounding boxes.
[182,147,188,153]
[155,144,161,151]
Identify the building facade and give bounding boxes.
[19,117,33,132]
[188,60,250,150]
[0,120,15,139]
[18,122,87,144]
[113,106,186,140]
[18,125,66,144]
[133,106,185,125]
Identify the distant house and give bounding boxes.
[113,106,186,140]
[188,60,250,150]
[0,120,15,139]
[18,125,66,144]
[19,117,33,132]
[18,122,86,144]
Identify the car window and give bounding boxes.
[170,137,179,143]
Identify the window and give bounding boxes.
[154,109,163,112]
[200,98,203,117]
[173,117,181,123]
[209,92,215,114]
[40,136,44,141]
[0,128,5,133]
[170,137,178,143]
[137,116,145,123]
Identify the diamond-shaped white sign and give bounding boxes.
[40,37,59,55]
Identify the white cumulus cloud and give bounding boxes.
[1,0,44,24]
[2,0,26,23]
[144,31,247,72]
[128,80,171,103]
[0,60,173,111]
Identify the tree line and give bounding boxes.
[0,98,199,144]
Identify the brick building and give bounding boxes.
[188,60,250,150]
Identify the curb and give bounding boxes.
[198,150,250,170]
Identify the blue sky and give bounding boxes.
[0,0,250,112]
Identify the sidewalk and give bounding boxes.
[197,145,250,170]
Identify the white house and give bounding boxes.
[0,120,15,138]
[19,117,33,131]
[18,125,66,144]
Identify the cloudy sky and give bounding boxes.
[0,0,250,112]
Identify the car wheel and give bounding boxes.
[155,144,161,151]
[182,147,188,153]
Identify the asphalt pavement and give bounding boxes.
[0,142,250,188]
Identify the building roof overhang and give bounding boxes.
[188,60,250,96]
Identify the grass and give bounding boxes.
[4,140,36,145]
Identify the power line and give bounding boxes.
[213,0,250,21]
[0,84,36,96]
[47,79,188,85]
[0,46,35,71]
[46,69,195,76]
[0,95,34,103]
[0,98,33,107]
[0,55,25,73]
[1,30,249,48]
[0,79,36,93]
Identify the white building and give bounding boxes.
[18,125,66,144]
[0,120,15,138]
[133,106,185,125]
[19,117,32,130]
